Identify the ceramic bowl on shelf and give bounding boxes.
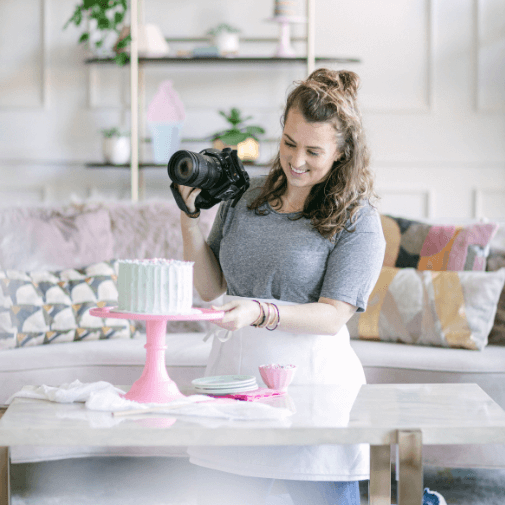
[259,364,297,391]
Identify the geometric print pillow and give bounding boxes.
[381,215,499,271]
[347,266,505,350]
[0,260,132,350]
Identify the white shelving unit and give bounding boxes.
[85,0,359,201]
[127,0,317,201]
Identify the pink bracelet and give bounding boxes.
[266,303,280,331]
[258,303,272,329]
[251,300,265,327]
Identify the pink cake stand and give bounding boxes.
[89,306,224,404]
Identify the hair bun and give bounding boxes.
[337,71,360,98]
[307,68,360,99]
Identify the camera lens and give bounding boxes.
[168,150,222,190]
[175,158,193,179]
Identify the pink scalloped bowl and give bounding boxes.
[259,364,297,391]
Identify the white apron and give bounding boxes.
[188,295,370,481]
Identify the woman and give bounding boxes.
[178,68,385,505]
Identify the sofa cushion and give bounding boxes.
[0,261,131,349]
[381,215,499,271]
[351,338,505,374]
[487,249,505,345]
[347,266,505,350]
[0,206,114,272]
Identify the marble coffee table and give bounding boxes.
[1,383,505,505]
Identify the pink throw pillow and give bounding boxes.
[0,207,114,272]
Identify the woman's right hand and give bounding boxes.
[177,184,202,214]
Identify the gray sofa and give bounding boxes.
[1,198,504,469]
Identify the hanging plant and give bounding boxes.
[63,0,131,66]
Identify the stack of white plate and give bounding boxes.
[192,375,258,395]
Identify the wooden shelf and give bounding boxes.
[86,162,271,169]
[85,56,360,65]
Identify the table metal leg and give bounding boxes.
[0,447,10,505]
[369,445,391,505]
[397,430,423,505]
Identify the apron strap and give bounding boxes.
[203,328,234,343]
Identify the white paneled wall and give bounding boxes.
[0,0,504,221]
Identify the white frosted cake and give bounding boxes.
[116,259,194,314]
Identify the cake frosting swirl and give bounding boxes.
[116,259,194,314]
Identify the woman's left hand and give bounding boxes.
[211,299,261,331]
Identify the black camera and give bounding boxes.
[168,147,250,214]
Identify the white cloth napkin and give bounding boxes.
[7,380,293,422]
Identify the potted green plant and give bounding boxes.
[207,23,241,56]
[101,127,130,165]
[211,108,265,162]
[63,0,131,66]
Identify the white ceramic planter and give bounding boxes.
[214,32,240,56]
[102,136,130,165]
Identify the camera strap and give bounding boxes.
[170,182,196,215]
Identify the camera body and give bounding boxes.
[168,147,250,213]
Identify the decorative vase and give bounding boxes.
[213,32,240,56]
[114,24,170,57]
[102,136,131,165]
[148,121,183,165]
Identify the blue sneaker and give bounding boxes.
[423,487,447,505]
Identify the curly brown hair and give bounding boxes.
[248,68,377,239]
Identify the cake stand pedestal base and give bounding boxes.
[266,16,307,58]
[89,307,224,403]
[124,319,184,403]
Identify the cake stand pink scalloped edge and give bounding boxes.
[90,306,224,404]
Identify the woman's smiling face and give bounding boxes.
[279,107,341,193]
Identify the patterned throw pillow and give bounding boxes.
[0,261,131,350]
[347,266,505,350]
[381,215,499,271]
[487,249,505,345]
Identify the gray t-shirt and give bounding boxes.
[207,177,385,312]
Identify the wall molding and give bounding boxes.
[0,185,48,205]
[362,0,434,115]
[377,187,434,219]
[87,66,127,110]
[41,0,49,109]
[372,160,505,169]
[473,188,505,219]
[473,0,505,113]
[0,0,49,111]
